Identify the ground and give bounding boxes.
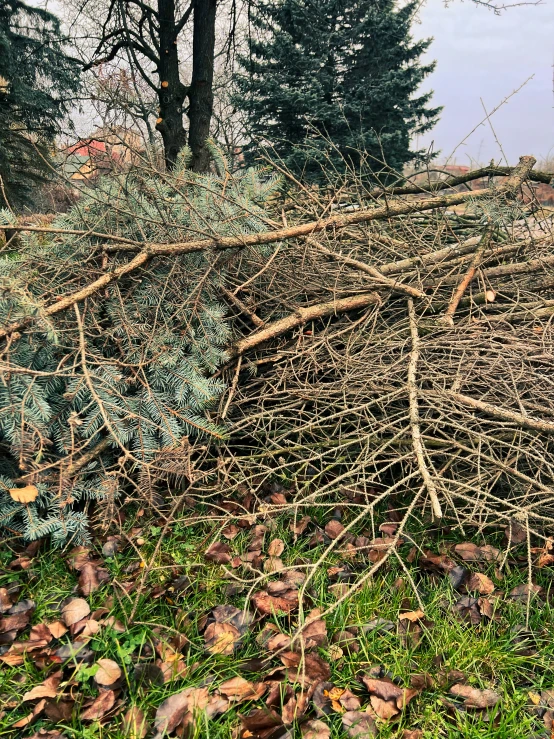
[1,497,554,739]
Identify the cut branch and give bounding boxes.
[230,292,382,357]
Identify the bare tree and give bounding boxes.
[82,0,216,171]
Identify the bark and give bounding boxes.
[156,0,188,169]
[188,0,216,172]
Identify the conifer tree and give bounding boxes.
[235,0,441,180]
[0,0,80,209]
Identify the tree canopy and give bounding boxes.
[234,0,441,180]
[0,0,80,209]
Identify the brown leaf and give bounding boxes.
[301,719,331,739]
[361,677,418,720]
[222,525,241,540]
[205,541,232,564]
[290,516,311,536]
[240,707,284,738]
[47,621,67,639]
[449,683,501,709]
[264,557,284,573]
[252,589,298,615]
[0,587,13,613]
[342,710,377,738]
[79,562,101,596]
[61,598,90,627]
[122,706,149,739]
[398,610,425,622]
[95,658,122,687]
[12,699,47,727]
[419,550,456,573]
[280,652,331,685]
[67,546,91,571]
[301,619,328,649]
[325,520,345,539]
[22,671,62,702]
[403,731,423,739]
[339,689,362,712]
[154,690,193,737]
[454,543,500,562]
[508,583,543,602]
[206,693,230,719]
[505,520,526,545]
[267,632,292,651]
[9,484,39,503]
[204,621,241,655]
[268,539,285,557]
[219,677,266,703]
[467,573,495,595]
[80,689,116,721]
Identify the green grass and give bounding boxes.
[1,507,553,738]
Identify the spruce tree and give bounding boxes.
[0,0,80,209]
[235,0,441,180]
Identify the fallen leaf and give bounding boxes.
[325,520,345,539]
[505,520,526,545]
[12,698,46,727]
[219,677,266,702]
[47,621,67,638]
[290,516,311,536]
[280,652,331,685]
[403,731,423,739]
[268,539,285,557]
[449,683,500,709]
[61,598,90,627]
[252,589,298,615]
[204,621,241,655]
[264,557,284,573]
[206,693,230,719]
[95,658,122,687]
[9,484,39,503]
[361,677,418,720]
[79,562,101,596]
[122,706,149,738]
[80,689,116,721]
[301,719,331,739]
[240,707,284,739]
[342,710,377,738]
[222,524,241,540]
[398,610,425,622]
[466,573,495,595]
[508,583,543,603]
[0,587,13,613]
[134,663,165,689]
[419,550,456,573]
[22,671,62,702]
[154,687,209,737]
[205,541,232,564]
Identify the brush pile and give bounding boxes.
[1,151,554,550]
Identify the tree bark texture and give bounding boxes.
[156,0,188,169]
[188,0,216,172]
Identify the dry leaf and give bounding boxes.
[123,706,149,739]
[264,557,284,573]
[290,516,311,535]
[80,689,116,721]
[252,589,298,615]
[78,562,101,596]
[9,484,39,503]
[22,672,62,702]
[219,677,266,702]
[12,698,47,727]
[301,719,331,739]
[449,683,500,709]
[61,598,90,627]
[268,539,285,557]
[467,573,495,595]
[204,621,241,655]
[47,621,68,638]
[398,610,425,622]
[95,658,122,686]
[342,710,377,738]
[205,541,232,564]
[325,520,345,539]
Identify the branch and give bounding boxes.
[431,390,554,436]
[229,292,382,357]
[0,156,537,341]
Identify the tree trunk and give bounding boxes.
[188,0,216,172]
[156,0,188,170]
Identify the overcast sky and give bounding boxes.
[414,1,554,166]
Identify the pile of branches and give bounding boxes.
[1,150,554,550]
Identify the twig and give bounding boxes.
[441,227,493,325]
[407,299,443,519]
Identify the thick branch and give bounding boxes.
[230,292,381,357]
[0,156,536,341]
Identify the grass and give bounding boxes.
[1,505,553,739]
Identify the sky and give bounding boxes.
[414,1,554,166]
